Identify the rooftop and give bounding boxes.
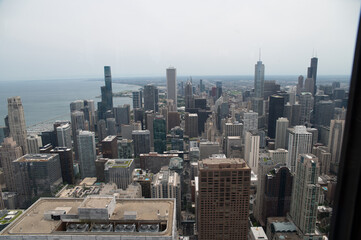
[0,197,175,236]
[105,159,134,168]
[79,177,97,186]
[102,135,117,142]
[13,154,57,162]
[250,227,268,239]
[79,196,113,209]
[271,222,297,233]
[200,158,249,169]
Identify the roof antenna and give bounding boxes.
[259,48,261,61]
[312,48,315,57]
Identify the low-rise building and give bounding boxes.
[0,196,177,239]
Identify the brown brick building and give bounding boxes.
[197,157,251,240]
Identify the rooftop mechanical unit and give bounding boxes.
[138,224,159,232]
[66,223,89,232]
[114,224,136,232]
[91,224,113,232]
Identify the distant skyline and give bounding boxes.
[0,0,360,81]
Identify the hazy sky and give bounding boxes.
[0,0,360,81]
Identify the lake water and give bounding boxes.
[0,79,141,129]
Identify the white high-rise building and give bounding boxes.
[244,131,260,174]
[7,97,28,154]
[275,117,289,149]
[328,119,345,173]
[152,167,181,221]
[26,135,42,154]
[56,123,72,149]
[166,67,177,109]
[287,126,313,173]
[243,111,258,136]
[77,131,96,178]
[290,154,320,235]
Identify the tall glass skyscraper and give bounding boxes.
[166,67,177,108]
[307,57,318,95]
[254,60,265,98]
[98,66,113,120]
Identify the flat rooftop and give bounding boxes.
[79,196,113,209]
[200,158,249,169]
[79,177,97,186]
[102,135,117,142]
[13,154,57,162]
[105,159,133,168]
[1,198,174,236]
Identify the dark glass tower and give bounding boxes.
[153,115,166,154]
[268,94,285,138]
[307,57,318,95]
[98,66,113,120]
[143,84,159,112]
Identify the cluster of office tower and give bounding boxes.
[0,57,346,239]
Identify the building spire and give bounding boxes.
[259,48,262,61]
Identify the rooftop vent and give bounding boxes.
[66,223,89,232]
[91,224,113,232]
[115,224,136,232]
[138,224,159,232]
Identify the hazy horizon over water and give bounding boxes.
[0,79,140,129]
[0,75,350,131]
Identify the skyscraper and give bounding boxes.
[132,91,142,109]
[290,154,320,235]
[287,126,313,172]
[56,123,72,149]
[166,67,177,108]
[328,119,345,173]
[299,92,314,125]
[185,113,198,138]
[314,100,335,126]
[268,95,285,138]
[275,117,289,149]
[7,96,28,154]
[143,84,159,112]
[307,57,318,95]
[98,66,113,120]
[13,154,63,208]
[185,81,194,110]
[77,130,97,178]
[243,111,258,136]
[71,111,85,159]
[254,59,265,98]
[167,111,180,132]
[132,130,151,157]
[0,138,22,192]
[216,81,222,99]
[114,104,130,127]
[197,157,250,240]
[50,147,75,185]
[261,165,293,226]
[152,167,181,222]
[153,115,166,154]
[244,131,260,174]
[26,134,42,154]
[102,135,118,159]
